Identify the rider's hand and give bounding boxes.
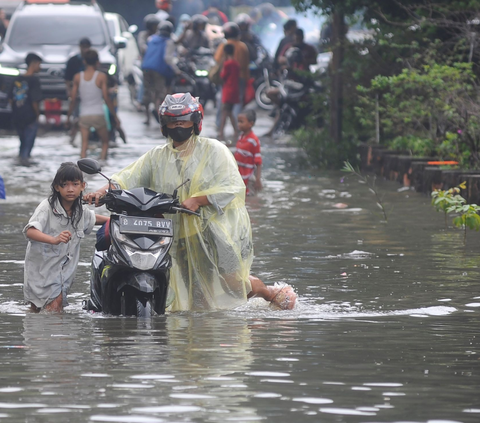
[53,230,72,245]
[83,191,105,207]
[181,197,202,213]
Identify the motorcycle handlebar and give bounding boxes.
[171,206,201,217]
[82,197,106,207]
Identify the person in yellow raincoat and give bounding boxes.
[84,93,296,312]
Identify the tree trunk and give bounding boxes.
[330,10,345,144]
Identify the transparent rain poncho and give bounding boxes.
[111,135,253,311]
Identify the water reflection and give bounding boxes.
[16,312,262,422]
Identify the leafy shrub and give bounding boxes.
[292,127,359,169]
[357,62,480,168]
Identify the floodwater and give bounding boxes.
[0,92,479,423]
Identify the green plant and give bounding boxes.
[356,62,480,168]
[449,203,480,245]
[341,161,390,222]
[431,182,466,228]
[293,127,359,169]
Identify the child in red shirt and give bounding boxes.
[234,109,262,195]
[218,43,239,141]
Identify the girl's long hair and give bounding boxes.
[48,162,84,230]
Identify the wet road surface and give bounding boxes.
[0,88,479,423]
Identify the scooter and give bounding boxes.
[171,47,216,108]
[190,47,216,107]
[170,58,197,99]
[252,45,281,111]
[272,74,323,138]
[78,158,199,317]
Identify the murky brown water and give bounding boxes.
[0,95,479,422]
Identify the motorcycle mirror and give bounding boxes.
[77,158,101,174]
[77,159,113,190]
[173,179,190,199]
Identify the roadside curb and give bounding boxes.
[359,143,480,204]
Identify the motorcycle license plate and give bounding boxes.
[119,216,173,236]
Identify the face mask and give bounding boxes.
[168,126,193,143]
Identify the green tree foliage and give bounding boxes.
[357,62,480,167]
[289,0,480,168]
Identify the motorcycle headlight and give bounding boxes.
[111,223,138,249]
[195,69,209,77]
[0,65,20,76]
[150,236,171,251]
[112,222,172,252]
[128,251,160,270]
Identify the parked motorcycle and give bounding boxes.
[78,158,199,317]
[250,45,281,111]
[272,73,323,138]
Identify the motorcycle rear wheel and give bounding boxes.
[255,80,281,111]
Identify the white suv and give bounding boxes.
[0,0,124,113]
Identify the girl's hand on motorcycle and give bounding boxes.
[83,191,105,207]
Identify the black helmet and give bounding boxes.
[159,93,204,137]
[234,13,252,30]
[144,14,160,32]
[191,14,208,31]
[158,20,173,37]
[222,22,240,39]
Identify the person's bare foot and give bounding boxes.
[29,302,40,313]
[267,284,297,310]
[43,295,63,313]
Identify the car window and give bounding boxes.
[8,15,107,48]
[106,18,115,37]
[119,16,128,34]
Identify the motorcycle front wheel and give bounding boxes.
[136,299,153,318]
[120,291,155,317]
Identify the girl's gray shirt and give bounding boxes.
[23,198,96,308]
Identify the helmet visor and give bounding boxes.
[161,114,197,124]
